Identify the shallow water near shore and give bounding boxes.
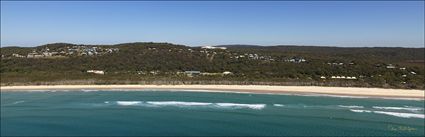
[1,90,424,136]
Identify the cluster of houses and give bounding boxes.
[375,64,405,70]
[331,76,357,79]
[230,53,276,62]
[382,64,417,76]
[285,57,307,63]
[10,47,64,58]
[320,76,357,80]
[87,70,105,75]
[97,70,234,77]
[6,46,119,59]
[327,62,355,66]
[66,46,119,56]
[386,64,396,69]
[180,71,233,77]
[27,47,63,58]
[11,53,25,58]
[328,62,344,66]
[199,50,218,54]
[200,47,278,62]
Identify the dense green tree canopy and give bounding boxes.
[1,42,424,89]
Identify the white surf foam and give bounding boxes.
[12,101,25,104]
[116,101,142,106]
[350,109,372,113]
[338,105,364,109]
[349,109,424,119]
[372,106,423,112]
[146,101,212,106]
[273,104,285,107]
[110,101,266,110]
[215,103,265,110]
[373,111,425,119]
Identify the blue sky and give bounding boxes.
[1,1,424,47]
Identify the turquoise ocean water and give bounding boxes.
[1,90,424,136]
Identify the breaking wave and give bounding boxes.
[338,105,364,109]
[12,100,25,104]
[373,111,425,119]
[349,109,372,113]
[101,101,424,117]
[146,101,213,106]
[116,101,142,106]
[349,109,424,119]
[273,104,285,107]
[372,106,423,112]
[215,103,265,110]
[110,101,266,110]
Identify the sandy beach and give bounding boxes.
[1,85,424,100]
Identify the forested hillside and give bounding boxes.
[1,42,424,89]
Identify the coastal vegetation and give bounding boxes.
[1,42,424,89]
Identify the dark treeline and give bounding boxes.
[1,42,424,89]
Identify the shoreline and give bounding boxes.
[1,85,424,100]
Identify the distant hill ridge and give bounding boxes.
[1,42,423,89]
[2,42,423,62]
[2,42,423,49]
